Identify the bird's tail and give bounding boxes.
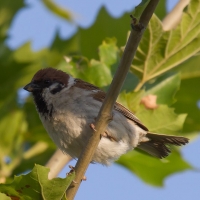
[137,132,189,158]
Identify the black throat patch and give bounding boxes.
[32,92,53,117]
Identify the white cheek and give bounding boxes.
[65,76,75,90]
[49,82,63,92]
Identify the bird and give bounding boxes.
[24,68,189,165]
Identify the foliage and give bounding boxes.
[0,0,200,198]
[0,165,75,200]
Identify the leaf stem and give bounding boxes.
[66,0,160,199]
[134,80,145,92]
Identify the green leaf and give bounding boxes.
[41,0,73,22]
[58,39,119,88]
[117,149,191,186]
[154,0,167,20]
[99,38,119,67]
[145,73,181,105]
[174,77,200,133]
[0,110,28,179]
[0,193,11,200]
[136,105,187,135]
[78,7,135,59]
[0,110,27,152]
[119,73,181,110]
[132,0,200,89]
[13,42,48,63]
[175,55,200,79]
[50,33,80,55]
[0,165,75,200]
[118,90,145,113]
[87,59,112,87]
[0,0,24,38]
[60,56,113,88]
[132,0,150,20]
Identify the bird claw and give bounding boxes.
[90,123,97,132]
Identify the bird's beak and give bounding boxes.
[23,82,41,92]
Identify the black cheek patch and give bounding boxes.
[50,84,64,94]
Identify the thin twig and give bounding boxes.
[45,149,72,179]
[66,0,160,199]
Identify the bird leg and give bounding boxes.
[89,123,116,142]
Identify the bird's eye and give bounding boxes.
[44,80,51,85]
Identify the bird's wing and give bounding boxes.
[74,79,148,131]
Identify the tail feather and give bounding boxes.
[137,132,189,158]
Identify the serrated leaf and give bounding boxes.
[132,0,200,89]
[0,165,75,200]
[117,149,191,186]
[136,105,187,135]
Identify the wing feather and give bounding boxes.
[74,79,148,131]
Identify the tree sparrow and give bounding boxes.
[24,68,188,165]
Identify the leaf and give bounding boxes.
[0,165,75,200]
[0,193,11,200]
[154,0,167,20]
[117,149,191,186]
[0,110,27,152]
[87,60,112,87]
[145,73,181,105]
[174,55,200,79]
[131,0,200,88]
[119,73,181,110]
[0,110,27,174]
[132,0,150,20]
[174,77,200,133]
[41,0,73,22]
[0,0,24,39]
[118,90,145,113]
[59,39,119,88]
[98,38,119,67]
[50,33,80,55]
[136,105,187,135]
[78,7,135,59]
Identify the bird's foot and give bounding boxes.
[89,123,97,132]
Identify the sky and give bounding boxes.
[6,0,200,199]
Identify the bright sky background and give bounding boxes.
[6,0,200,199]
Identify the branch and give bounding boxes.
[45,149,72,179]
[162,0,190,31]
[66,0,160,199]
